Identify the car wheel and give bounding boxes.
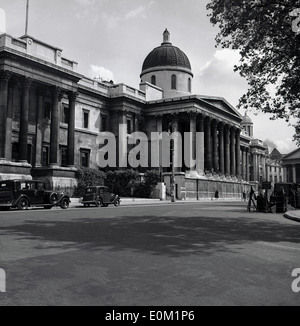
[18,198,29,210]
[49,193,59,205]
[60,198,69,210]
[95,198,102,207]
[114,200,120,207]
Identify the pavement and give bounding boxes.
[284,209,300,223]
[71,197,300,223]
[70,197,244,207]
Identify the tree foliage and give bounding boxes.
[105,169,140,197]
[74,167,106,197]
[207,0,300,144]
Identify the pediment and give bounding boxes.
[199,96,243,121]
[283,148,300,160]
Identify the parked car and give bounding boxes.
[0,180,70,211]
[82,186,120,207]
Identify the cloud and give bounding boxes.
[74,0,103,21]
[0,8,6,33]
[101,12,121,29]
[125,1,156,20]
[89,65,114,82]
[264,138,296,155]
[196,49,247,106]
[271,139,295,154]
[75,0,97,6]
[199,49,241,78]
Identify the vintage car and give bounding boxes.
[82,186,120,207]
[0,180,70,210]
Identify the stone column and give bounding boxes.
[241,147,246,181]
[156,115,163,176]
[246,148,250,181]
[5,82,14,161]
[230,127,236,176]
[172,115,181,173]
[212,120,219,172]
[292,164,297,183]
[218,123,225,174]
[0,70,11,159]
[49,86,62,167]
[189,112,197,172]
[235,129,241,179]
[34,88,45,167]
[67,91,77,167]
[252,152,258,182]
[224,125,230,175]
[204,117,212,171]
[197,115,205,175]
[19,77,32,162]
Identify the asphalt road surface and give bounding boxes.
[0,201,299,306]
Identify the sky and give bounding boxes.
[0,0,298,154]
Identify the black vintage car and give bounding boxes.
[82,186,120,207]
[0,180,70,210]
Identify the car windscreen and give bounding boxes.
[85,187,96,194]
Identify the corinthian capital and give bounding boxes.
[0,70,12,82]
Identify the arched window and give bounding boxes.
[188,78,192,93]
[151,75,156,86]
[171,74,177,90]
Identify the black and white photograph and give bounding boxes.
[0,0,299,309]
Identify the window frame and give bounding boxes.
[83,109,90,129]
[171,74,177,90]
[80,149,90,168]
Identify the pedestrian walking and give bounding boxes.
[214,190,219,200]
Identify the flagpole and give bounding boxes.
[25,0,29,35]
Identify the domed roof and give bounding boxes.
[141,29,192,73]
[242,112,253,124]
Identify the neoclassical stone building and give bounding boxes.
[0,29,267,198]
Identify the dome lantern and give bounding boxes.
[162,28,171,45]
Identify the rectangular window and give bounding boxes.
[101,115,107,132]
[60,146,68,167]
[61,106,69,124]
[44,102,51,120]
[42,146,49,167]
[80,149,90,168]
[27,144,32,164]
[12,143,19,162]
[127,119,132,134]
[83,110,89,129]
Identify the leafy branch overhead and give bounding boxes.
[207,0,300,144]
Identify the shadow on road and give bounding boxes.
[0,214,299,257]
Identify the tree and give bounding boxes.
[207,0,300,144]
[74,168,105,197]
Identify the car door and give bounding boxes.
[34,182,45,204]
[106,188,115,203]
[99,187,106,203]
[20,182,35,204]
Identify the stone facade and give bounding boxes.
[0,30,268,198]
[282,148,300,184]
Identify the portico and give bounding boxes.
[0,34,81,187]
